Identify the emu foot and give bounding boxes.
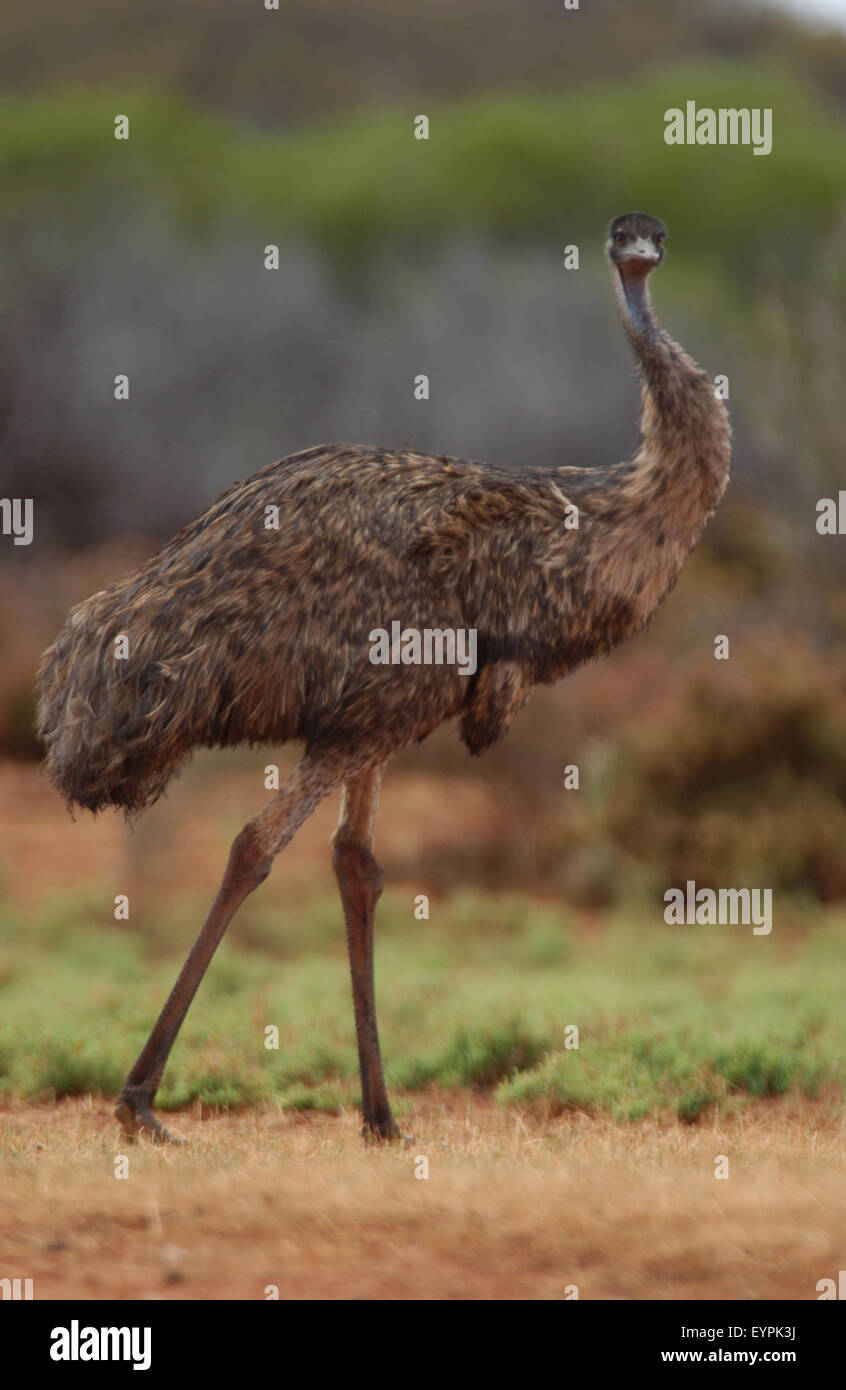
[115,1089,183,1145]
[362,1115,409,1145]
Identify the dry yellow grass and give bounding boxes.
[1,1095,843,1300]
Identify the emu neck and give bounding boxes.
[618,268,659,344]
[613,266,731,507]
[615,269,696,418]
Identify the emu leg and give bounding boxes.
[331,761,399,1142]
[115,753,352,1143]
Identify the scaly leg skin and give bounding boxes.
[332,761,404,1143]
[114,751,359,1144]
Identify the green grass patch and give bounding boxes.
[497,1022,831,1123]
[0,888,843,1121]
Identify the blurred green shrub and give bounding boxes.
[1,61,843,277]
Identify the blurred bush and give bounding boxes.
[399,628,846,907]
[606,633,846,902]
[1,64,842,268]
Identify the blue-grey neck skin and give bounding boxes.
[619,269,658,344]
[611,262,714,438]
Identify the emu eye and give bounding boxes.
[614,232,627,246]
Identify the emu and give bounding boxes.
[36,213,731,1143]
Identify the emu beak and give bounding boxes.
[621,236,660,264]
